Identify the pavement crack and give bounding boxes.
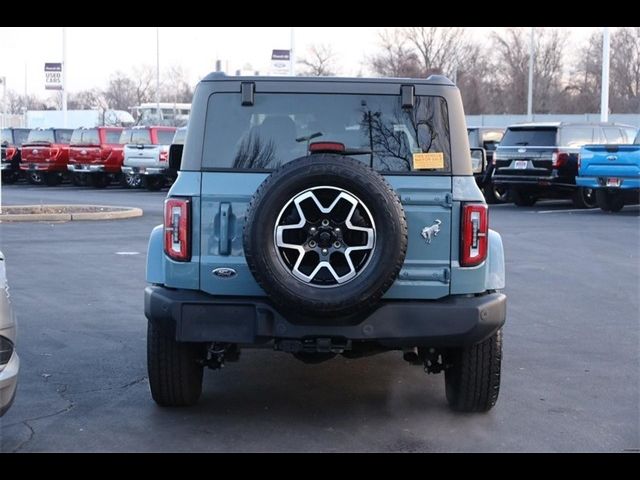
[72,376,148,395]
[10,421,35,453]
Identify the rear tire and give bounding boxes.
[43,173,62,187]
[596,189,624,212]
[511,188,537,207]
[1,171,19,184]
[27,172,44,185]
[143,175,165,191]
[572,187,597,209]
[484,184,510,204]
[444,329,502,412]
[147,321,205,407]
[90,173,110,189]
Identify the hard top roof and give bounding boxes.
[201,72,455,86]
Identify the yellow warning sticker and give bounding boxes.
[413,152,444,170]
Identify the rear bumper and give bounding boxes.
[577,176,640,190]
[67,164,117,174]
[122,166,166,176]
[145,286,506,348]
[0,352,19,417]
[492,174,575,189]
[20,163,65,173]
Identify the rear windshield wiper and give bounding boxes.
[514,142,530,146]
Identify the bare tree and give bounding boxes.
[610,27,640,113]
[491,28,567,114]
[404,27,469,77]
[68,89,104,110]
[160,65,194,103]
[298,44,338,76]
[103,71,139,111]
[5,90,47,114]
[369,29,422,78]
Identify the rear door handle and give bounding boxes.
[219,203,231,255]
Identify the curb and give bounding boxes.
[0,205,144,222]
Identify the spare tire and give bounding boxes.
[243,154,407,317]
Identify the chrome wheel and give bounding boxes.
[274,186,376,287]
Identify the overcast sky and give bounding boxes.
[0,27,602,97]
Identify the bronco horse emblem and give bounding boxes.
[421,219,442,244]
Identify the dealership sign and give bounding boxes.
[271,50,291,75]
[45,63,63,90]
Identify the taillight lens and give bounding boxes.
[461,203,488,267]
[6,147,16,159]
[551,151,569,168]
[164,198,191,261]
[159,149,169,162]
[50,148,60,158]
[101,147,112,160]
[309,142,345,153]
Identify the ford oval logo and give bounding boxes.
[32,149,38,154]
[606,155,617,161]
[81,149,87,155]
[212,268,237,279]
[518,148,526,153]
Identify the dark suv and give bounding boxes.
[467,127,505,203]
[1,128,30,184]
[492,122,637,207]
[145,74,507,413]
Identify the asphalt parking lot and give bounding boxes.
[0,183,638,452]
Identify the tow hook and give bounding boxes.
[200,343,240,370]
[422,347,446,374]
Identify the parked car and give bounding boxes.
[0,252,19,417]
[121,126,176,191]
[1,128,31,184]
[145,74,506,412]
[67,127,125,188]
[577,130,640,212]
[467,127,506,203]
[19,128,74,186]
[492,122,637,208]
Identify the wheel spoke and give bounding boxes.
[274,186,376,287]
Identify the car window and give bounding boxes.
[27,129,56,143]
[622,127,637,143]
[173,128,187,145]
[130,129,151,145]
[500,128,557,147]
[467,129,480,148]
[1,129,11,145]
[156,130,176,145]
[71,129,100,145]
[602,127,625,144]
[105,130,123,144]
[560,127,594,147]
[14,129,30,146]
[203,93,451,173]
[635,132,640,145]
[119,129,133,144]
[54,129,73,144]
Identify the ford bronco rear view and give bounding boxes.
[145,74,507,412]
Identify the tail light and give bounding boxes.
[159,149,169,162]
[5,147,16,160]
[101,147,113,160]
[164,198,191,261]
[49,148,60,158]
[461,203,488,267]
[551,150,569,168]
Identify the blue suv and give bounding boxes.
[145,74,507,412]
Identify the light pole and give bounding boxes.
[156,27,161,124]
[527,27,534,121]
[290,27,295,76]
[62,27,67,128]
[601,27,610,123]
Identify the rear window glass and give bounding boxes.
[467,129,480,148]
[156,130,176,145]
[105,130,123,144]
[71,129,99,145]
[500,128,557,147]
[173,128,187,145]
[622,127,637,144]
[55,129,73,144]
[203,93,451,173]
[130,129,151,145]
[13,129,30,146]
[635,132,640,145]
[1,129,11,144]
[560,127,594,147]
[27,129,56,144]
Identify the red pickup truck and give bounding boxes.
[20,128,74,186]
[67,127,124,188]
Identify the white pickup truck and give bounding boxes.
[121,126,176,191]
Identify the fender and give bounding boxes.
[146,224,165,284]
[485,229,506,291]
